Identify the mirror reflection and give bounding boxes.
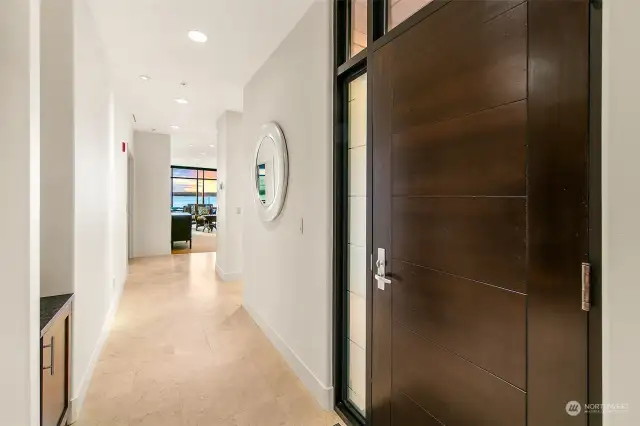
[255,136,278,206]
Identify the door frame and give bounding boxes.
[333,65,368,425]
[331,2,368,421]
[588,1,603,425]
[127,152,134,259]
[332,0,603,425]
[332,2,370,424]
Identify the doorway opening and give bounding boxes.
[170,165,218,254]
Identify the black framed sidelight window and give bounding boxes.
[336,70,368,421]
[334,1,378,424]
[334,0,445,424]
[170,166,218,211]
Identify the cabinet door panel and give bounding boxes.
[41,316,68,426]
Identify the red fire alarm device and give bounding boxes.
[122,142,127,153]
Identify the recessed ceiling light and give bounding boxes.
[189,144,194,147]
[188,30,208,43]
[174,98,189,104]
[170,125,180,130]
[209,144,215,148]
[139,75,151,81]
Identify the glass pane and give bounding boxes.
[172,168,197,178]
[203,180,218,206]
[350,0,367,57]
[172,178,198,209]
[346,73,367,416]
[197,169,204,179]
[388,0,435,30]
[203,170,217,179]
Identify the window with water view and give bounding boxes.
[171,166,218,211]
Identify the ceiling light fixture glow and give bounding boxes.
[209,144,215,148]
[174,98,189,104]
[139,75,151,81]
[188,30,208,43]
[170,125,180,130]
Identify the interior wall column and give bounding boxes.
[215,111,244,281]
[41,0,75,297]
[0,0,41,424]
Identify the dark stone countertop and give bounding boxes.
[41,293,73,336]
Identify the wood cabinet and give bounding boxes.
[40,300,71,426]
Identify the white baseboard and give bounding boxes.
[215,263,242,282]
[68,282,125,424]
[244,303,334,410]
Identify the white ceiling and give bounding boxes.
[87,0,317,166]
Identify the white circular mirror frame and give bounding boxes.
[252,122,288,222]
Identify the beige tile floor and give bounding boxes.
[75,253,345,426]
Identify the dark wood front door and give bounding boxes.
[371,1,591,425]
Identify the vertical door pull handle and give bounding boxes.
[582,262,591,312]
[43,336,55,375]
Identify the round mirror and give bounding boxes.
[252,122,288,221]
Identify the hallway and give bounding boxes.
[76,253,343,426]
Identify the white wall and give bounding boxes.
[0,0,41,423]
[171,156,217,170]
[242,1,334,409]
[216,111,244,281]
[70,0,132,419]
[41,0,75,297]
[132,131,171,257]
[112,98,133,292]
[73,0,113,402]
[170,132,218,170]
[2,0,130,421]
[602,0,640,424]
